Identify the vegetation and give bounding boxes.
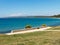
[42,24,47,26]
[52,14,60,17]
[0,31,60,45]
[27,14,60,18]
[47,26,60,30]
[25,25,32,29]
[41,24,47,28]
[0,26,60,45]
[37,27,40,29]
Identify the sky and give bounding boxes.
[0,0,60,17]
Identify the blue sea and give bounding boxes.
[0,17,60,33]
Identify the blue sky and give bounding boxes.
[0,0,60,17]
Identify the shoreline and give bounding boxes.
[5,27,52,35]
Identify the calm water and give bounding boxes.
[0,17,60,33]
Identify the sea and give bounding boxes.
[0,17,60,33]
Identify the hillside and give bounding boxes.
[0,31,60,45]
[52,14,60,17]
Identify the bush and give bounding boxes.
[25,25,32,29]
[37,27,40,29]
[42,24,47,26]
[41,24,47,28]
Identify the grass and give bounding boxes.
[0,31,60,45]
[47,26,60,30]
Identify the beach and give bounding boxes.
[5,27,51,35]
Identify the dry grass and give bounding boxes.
[47,26,60,30]
[0,31,60,45]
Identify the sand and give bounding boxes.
[5,27,52,35]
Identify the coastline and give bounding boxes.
[5,27,51,35]
[0,17,60,33]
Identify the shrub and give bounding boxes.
[37,27,40,29]
[42,24,47,26]
[41,24,47,28]
[25,25,32,29]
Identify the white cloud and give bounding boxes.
[0,13,27,18]
[9,13,25,17]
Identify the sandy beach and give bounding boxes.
[5,27,52,35]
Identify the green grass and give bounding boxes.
[0,31,60,45]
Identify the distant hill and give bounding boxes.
[52,14,60,17]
